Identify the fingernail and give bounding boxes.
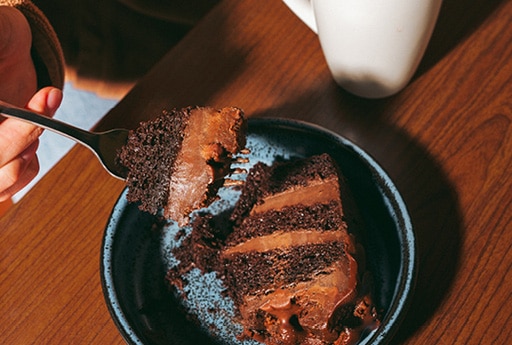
[47,88,63,115]
[20,140,39,162]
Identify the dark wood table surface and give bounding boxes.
[1,0,510,343]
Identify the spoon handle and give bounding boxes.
[0,99,96,148]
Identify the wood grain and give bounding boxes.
[1,0,510,344]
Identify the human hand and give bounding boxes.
[0,6,38,105]
[0,6,63,201]
[0,87,63,201]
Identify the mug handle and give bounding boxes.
[282,0,318,33]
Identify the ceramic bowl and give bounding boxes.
[101,118,416,344]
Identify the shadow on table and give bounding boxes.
[414,0,507,81]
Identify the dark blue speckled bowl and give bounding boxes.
[101,118,416,345]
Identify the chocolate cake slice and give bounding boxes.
[117,106,247,225]
[169,153,380,345]
[221,154,379,344]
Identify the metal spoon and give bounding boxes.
[0,99,128,180]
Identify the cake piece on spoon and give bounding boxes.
[117,106,247,226]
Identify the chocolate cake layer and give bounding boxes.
[221,241,355,299]
[225,201,346,247]
[118,108,190,215]
[118,106,246,225]
[230,153,341,226]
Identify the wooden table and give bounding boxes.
[1,0,510,343]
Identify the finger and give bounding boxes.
[0,140,40,202]
[26,87,63,116]
[0,87,62,197]
[0,117,42,167]
[0,157,40,202]
[0,87,62,167]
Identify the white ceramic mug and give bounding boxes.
[283,0,442,98]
